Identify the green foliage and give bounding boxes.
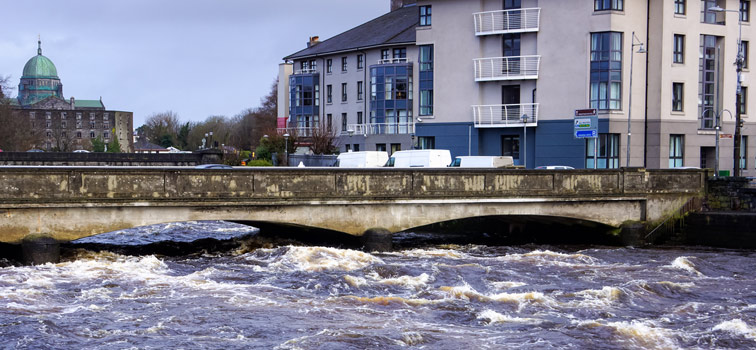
[240,150,251,159]
[255,144,272,161]
[245,159,273,167]
[159,133,174,148]
[91,137,106,152]
[107,136,122,153]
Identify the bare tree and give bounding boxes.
[309,123,339,155]
[228,79,278,151]
[143,111,181,147]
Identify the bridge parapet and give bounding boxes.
[0,167,706,202]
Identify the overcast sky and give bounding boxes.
[1,0,388,127]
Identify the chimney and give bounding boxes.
[307,36,320,48]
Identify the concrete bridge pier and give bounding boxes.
[361,228,392,252]
[21,234,60,265]
[619,222,647,246]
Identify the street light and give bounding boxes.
[710,5,745,176]
[627,31,647,168]
[521,114,528,168]
[283,133,290,166]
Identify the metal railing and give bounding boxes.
[474,56,540,81]
[294,68,318,75]
[276,127,319,137]
[474,8,540,36]
[345,122,415,135]
[472,103,539,128]
[377,58,410,65]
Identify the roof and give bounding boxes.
[284,5,418,60]
[22,41,59,79]
[74,100,105,109]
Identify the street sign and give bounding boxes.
[574,109,597,117]
[574,109,598,139]
[720,133,733,139]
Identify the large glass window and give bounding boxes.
[673,34,685,63]
[419,5,432,26]
[594,0,623,11]
[289,74,320,130]
[369,64,413,135]
[673,83,684,112]
[699,35,718,129]
[501,135,520,160]
[675,0,686,14]
[590,32,623,110]
[586,133,620,168]
[701,0,720,24]
[669,134,684,168]
[418,136,435,149]
[419,45,434,116]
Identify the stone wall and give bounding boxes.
[705,177,756,211]
[0,150,222,167]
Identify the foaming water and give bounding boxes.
[1,226,756,349]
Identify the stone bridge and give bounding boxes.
[0,167,707,245]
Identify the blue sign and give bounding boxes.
[575,130,597,138]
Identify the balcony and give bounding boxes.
[472,103,539,128]
[277,127,319,137]
[345,123,415,135]
[474,56,540,81]
[474,8,540,36]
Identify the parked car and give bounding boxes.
[195,164,233,169]
[385,150,452,168]
[449,156,514,168]
[336,151,389,168]
[535,165,575,170]
[26,149,44,152]
[73,150,90,153]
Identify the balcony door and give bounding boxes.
[502,85,521,121]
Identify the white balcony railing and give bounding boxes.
[345,122,415,135]
[474,8,541,36]
[277,127,319,137]
[377,58,410,65]
[473,103,539,128]
[294,68,318,75]
[474,55,540,81]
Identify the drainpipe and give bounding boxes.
[361,50,369,150]
[643,0,650,168]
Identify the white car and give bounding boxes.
[73,150,90,153]
[535,165,575,170]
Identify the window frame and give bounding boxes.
[669,134,684,168]
[590,32,623,111]
[675,0,686,15]
[357,54,364,70]
[357,81,364,101]
[326,84,332,104]
[419,5,432,26]
[673,34,685,63]
[341,57,347,72]
[673,82,684,112]
[341,83,348,102]
[739,86,748,115]
[594,0,623,11]
[326,59,332,74]
[586,133,620,169]
[742,0,751,22]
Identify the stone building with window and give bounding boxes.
[11,40,134,152]
[279,0,754,173]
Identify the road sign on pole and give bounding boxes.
[574,109,599,169]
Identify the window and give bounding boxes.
[381,49,390,60]
[76,113,82,120]
[502,136,520,160]
[300,61,307,71]
[742,41,750,69]
[341,57,347,72]
[594,0,623,11]
[61,131,66,138]
[45,112,51,119]
[740,86,748,115]
[701,0,719,24]
[90,131,95,138]
[699,35,719,128]
[61,121,67,128]
[342,113,347,131]
[89,121,96,128]
[675,0,686,14]
[393,48,407,59]
[104,132,109,139]
[419,45,434,116]
[46,121,51,128]
[342,83,348,102]
[309,60,317,71]
[391,143,401,155]
[103,113,109,121]
[345,144,351,152]
[376,144,387,152]
[76,131,82,138]
[673,83,684,111]
[357,81,364,100]
[418,136,435,149]
[90,113,95,120]
[76,121,82,129]
[357,111,363,124]
[673,34,685,63]
[357,55,364,70]
[590,32,623,110]
[669,134,684,167]
[742,0,751,22]
[420,5,432,26]
[327,59,332,73]
[741,135,749,169]
[46,131,51,137]
[327,114,332,131]
[61,112,67,120]
[586,133,620,168]
[353,144,360,152]
[326,85,332,103]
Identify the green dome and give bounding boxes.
[22,54,58,78]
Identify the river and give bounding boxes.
[1,221,755,349]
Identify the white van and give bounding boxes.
[449,156,514,168]
[385,149,452,168]
[336,151,389,168]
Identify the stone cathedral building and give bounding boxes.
[11,40,134,152]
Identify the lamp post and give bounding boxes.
[710,5,745,177]
[521,114,528,168]
[627,31,647,168]
[283,133,290,166]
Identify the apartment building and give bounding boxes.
[280,0,754,173]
